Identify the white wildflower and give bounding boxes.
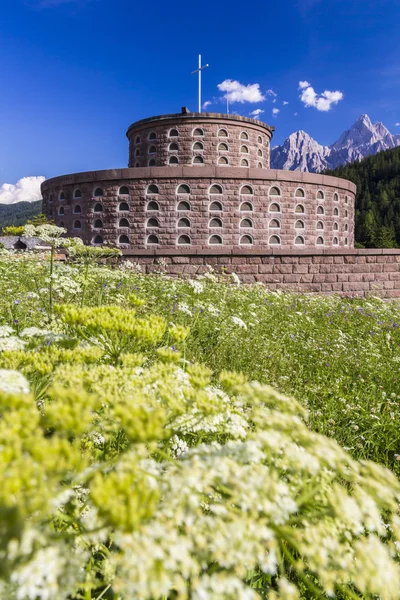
[188,280,204,294]
[275,578,300,599]
[0,369,30,395]
[178,302,193,316]
[20,327,53,338]
[24,224,66,246]
[192,573,259,599]
[0,336,26,351]
[0,325,14,337]
[231,316,247,329]
[10,545,80,600]
[119,260,142,273]
[231,272,241,285]
[91,432,105,446]
[170,435,189,457]
[207,304,220,317]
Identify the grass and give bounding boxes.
[1,253,400,474]
[2,249,400,598]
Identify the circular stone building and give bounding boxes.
[42,108,356,250]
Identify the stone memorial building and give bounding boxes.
[41,109,400,297]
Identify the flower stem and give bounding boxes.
[49,243,55,321]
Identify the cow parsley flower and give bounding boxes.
[231,316,247,329]
[231,272,241,285]
[0,369,30,394]
[0,336,26,351]
[20,327,53,338]
[0,325,14,337]
[170,435,189,457]
[188,280,204,294]
[178,302,193,316]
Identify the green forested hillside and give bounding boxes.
[326,146,400,247]
[0,200,42,228]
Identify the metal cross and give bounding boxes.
[191,54,209,113]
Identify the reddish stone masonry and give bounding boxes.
[122,248,400,299]
[40,109,394,297]
[41,110,356,252]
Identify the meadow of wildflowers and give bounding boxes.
[1,229,400,598]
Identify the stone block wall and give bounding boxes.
[126,111,274,169]
[122,248,400,298]
[41,108,362,294]
[42,167,356,250]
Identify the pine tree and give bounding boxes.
[326,146,400,247]
[374,225,397,248]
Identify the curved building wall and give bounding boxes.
[41,110,400,298]
[41,166,356,250]
[126,112,274,169]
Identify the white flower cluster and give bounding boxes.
[24,224,66,246]
[119,260,143,273]
[188,279,204,294]
[0,325,14,337]
[178,302,193,316]
[0,336,25,352]
[0,369,30,395]
[51,274,82,298]
[19,327,53,338]
[231,316,247,329]
[170,435,189,457]
[231,272,241,285]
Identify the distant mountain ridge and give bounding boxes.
[271,115,400,172]
[0,200,42,229]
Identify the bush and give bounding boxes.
[1,314,400,599]
[1,225,25,236]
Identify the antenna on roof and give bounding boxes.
[191,54,209,113]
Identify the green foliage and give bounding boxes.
[66,243,122,265]
[1,255,400,598]
[26,213,50,226]
[0,200,42,229]
[326,146,400,247]
[1,225,25,236]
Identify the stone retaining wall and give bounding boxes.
[122,248,400,298]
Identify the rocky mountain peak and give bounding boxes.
[271,130,330,173]
[357,113,373,126]
[270,114,400,173]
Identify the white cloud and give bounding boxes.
[217,80,265,104]
[266,89,277,98]
[282,101,289,106]
[396,122,400,127]
[299,81,344,112]
[272,108,280,117]
[0,176,45,205]
[294,112,298,116]
[249,109,264,117]
[202,101,212,110]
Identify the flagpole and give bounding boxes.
[198,54,201,113]
[191,55,209,113]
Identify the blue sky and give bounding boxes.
[1,0,400,195]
